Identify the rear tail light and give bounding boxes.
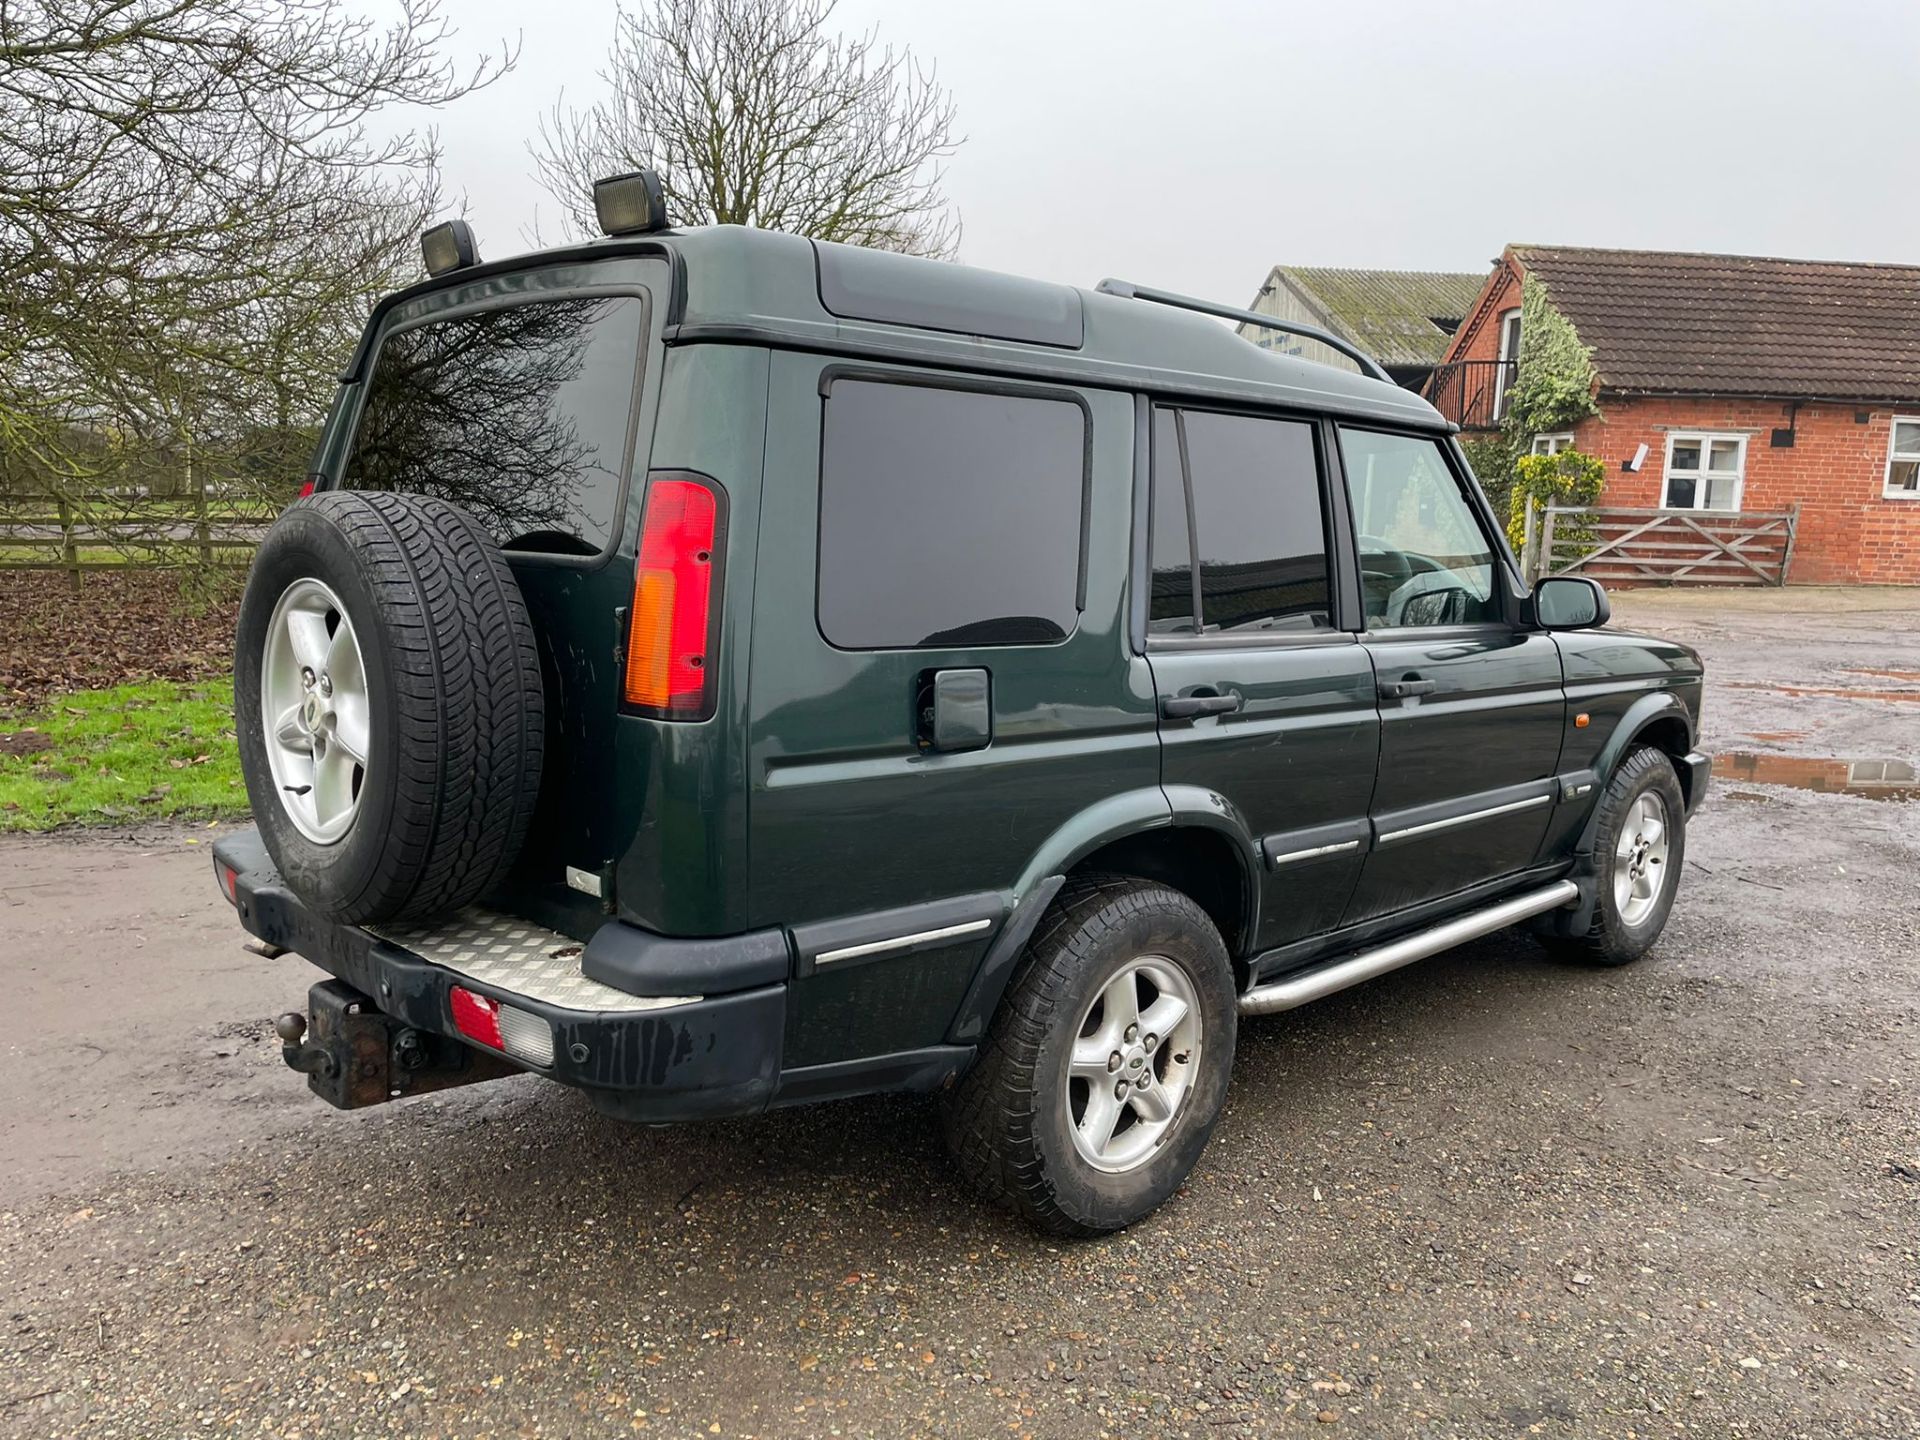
[449,986,555,1068]
[624,474,724,718]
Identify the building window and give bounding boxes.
[1494,307,1522,416]
[1531,432,1575,457]
[1661,433,1746,511]
[1886,418,1920,499]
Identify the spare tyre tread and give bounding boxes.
[236,490,544,923]
[355,493,542,920]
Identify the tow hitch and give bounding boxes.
[275,978,515,1110]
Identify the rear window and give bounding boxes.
[1149,407,1333,635]
[817,378,1086,649]
[342,295,645,554]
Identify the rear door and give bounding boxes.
[1145,404,1379,951]
[1334,426,1566,922]
[329,260,673,929]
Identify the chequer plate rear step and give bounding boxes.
[369,909,698,1014]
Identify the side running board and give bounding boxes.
[1238,880,1580,1017]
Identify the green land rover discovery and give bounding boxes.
[215,173,1708,1236]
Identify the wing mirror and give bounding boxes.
[1534,575,1610,631]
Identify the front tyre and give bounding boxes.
[1552,745,1688,966]
[942,877,1237,1237]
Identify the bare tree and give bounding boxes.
[531,0,959,257]
[0,0,513,514]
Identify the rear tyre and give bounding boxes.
[1548,745,1687,966]
[941,876,1237,1237]
[234,491,545,924]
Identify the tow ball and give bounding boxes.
[273,978,516,1111]
[274,1011,335,1079]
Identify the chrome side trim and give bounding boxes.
[1238,880,1579,1017]
[1376,793,1550,847]
[816,918,993,967]
[1266,837,1364,869]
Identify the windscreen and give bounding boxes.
[342,295,645,554]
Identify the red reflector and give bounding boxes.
[216,863,238,905]
[449,986,504,1050]
[296,476,317,500]
[625,476,721,717]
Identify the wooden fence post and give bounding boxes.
[192,456,213,569]
[57,493,81,591]
[1521,494,1538,581]
[1539,508,1558,579]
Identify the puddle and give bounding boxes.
[1724,681,1920,703]
[1713,752,1918,801]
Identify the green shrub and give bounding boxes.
[1508,448,1606,553]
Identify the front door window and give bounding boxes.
[1339,429,1500,629]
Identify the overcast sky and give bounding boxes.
[422,0,1920,301]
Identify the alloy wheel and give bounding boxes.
[1065,956,1204,1173]
[1612,790,1671,926]
[260,577,370,845]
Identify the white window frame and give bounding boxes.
[1885,416,1920,500]
[1661,432,1747,512]
[1494,307,1522,414]
[1531,432,1575,456]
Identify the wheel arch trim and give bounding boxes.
[1584,692,1697,852]
[946,786,1262,1045]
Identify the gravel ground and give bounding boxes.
[2,588,1916,1439]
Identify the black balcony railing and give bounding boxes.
[1422,359,1516,430]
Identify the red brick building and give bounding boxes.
[1426,246,1920,584]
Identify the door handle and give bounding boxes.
[1378,677,1438,700]
[1161,692,1242,719]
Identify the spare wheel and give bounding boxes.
[233,490,545,924]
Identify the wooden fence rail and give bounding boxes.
[1,490,278,587]
[1536,505,1798,587]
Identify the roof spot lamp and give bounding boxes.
[420,219,479,277]
[593,170,668,236]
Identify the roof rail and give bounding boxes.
[1094,278,1395,385]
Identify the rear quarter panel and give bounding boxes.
[610,343,772,937]
[746,354,1158,1065]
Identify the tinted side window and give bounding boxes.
[1338,428,1499,628]
[344,296,645,554]
[1150,408,1333,634]
[1148,408,1196,633]
[817,379,1085,649]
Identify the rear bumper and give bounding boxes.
[213,831,783,1122]
[1680,750,1712,814]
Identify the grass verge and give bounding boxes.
[0,678,246,831]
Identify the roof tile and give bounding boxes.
[1261,267,1484,368]
[1513,246,1920,403]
